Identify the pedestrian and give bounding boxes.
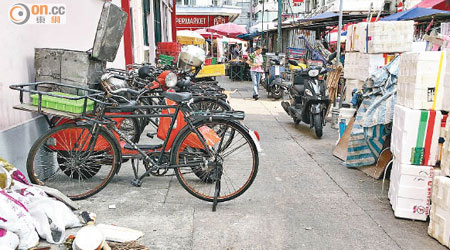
[247,46,264,100]
[232,44,241,60]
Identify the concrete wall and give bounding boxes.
[0,0,125,172]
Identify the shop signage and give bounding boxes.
[176,15,229,29]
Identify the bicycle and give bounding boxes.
[11,82,260,211]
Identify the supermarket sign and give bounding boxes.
[176,15,228,29]
[9,3,66,25]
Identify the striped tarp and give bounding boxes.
[346,56,399,168]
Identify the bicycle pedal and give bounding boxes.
[131,179,142,187]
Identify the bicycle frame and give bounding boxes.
[69,96,219,185]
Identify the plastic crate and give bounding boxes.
[212,57,217,65]
[31,92,95,114]
[157,42,181,53]
[159,54,174,65]
[204,58,212,65]
[196,64,225,78]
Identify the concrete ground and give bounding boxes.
[47,76,445,249]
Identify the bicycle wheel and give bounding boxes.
[27,123,120,200]
[172,119,258,202]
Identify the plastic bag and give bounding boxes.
[0,228,20,250]
[0,190,39,250]
[0,160,81,245]
[29,198,81,244]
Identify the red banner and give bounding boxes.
[176,15,229,30]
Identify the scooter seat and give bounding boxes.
[293,84,304,95]
[106,101,137,112]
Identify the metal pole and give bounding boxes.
[336,0,343,66]
[172,0,177,42]
[261,0,265,47]
[277,0,282,53]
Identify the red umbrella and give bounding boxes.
[416,0,450,11]
[206,23,247,38]
[195,29,223,39]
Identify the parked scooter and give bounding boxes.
[281,60,331,138]
[262,57,286,99]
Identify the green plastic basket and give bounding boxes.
[212,57,217,65]
[159,54,174,65]
[31,92,94,114]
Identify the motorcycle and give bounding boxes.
[281,60,331,138]
[262,57,286,99]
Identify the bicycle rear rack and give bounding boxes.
[10,82,104,119]
[190,110,245,120]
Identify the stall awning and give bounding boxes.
[380,7,450,21]
[236,32,260,40]
[308,12,339,20]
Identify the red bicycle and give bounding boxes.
[11,82,260,210]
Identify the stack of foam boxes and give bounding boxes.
[429,116,450,247]
[389,104,442,221]
[390,50,450,226]
[343,21,414,98]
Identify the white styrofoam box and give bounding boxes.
[397,51,450,110]
[368,21,414,53]
[441,117,450,176]
[346,21,414,53]
[345,24,356,52]
[391,105,442,166]
[344,79,364,101]
[412,42,427,52]
[428,176,450,247]
[388,159,435,221]
[442,23,450,37]
[344,52,394,81]
[328,0,385,12]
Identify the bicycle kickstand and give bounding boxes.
[212,167,223,212]
[131,159,143,187]
[212,179,221,212]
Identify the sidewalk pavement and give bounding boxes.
[47,76,445,249]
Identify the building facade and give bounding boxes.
[0,0,174,174]
[232,0,255,28]
[175,0,241,30]
[303,0,402,15]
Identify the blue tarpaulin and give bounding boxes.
[381,7,450,21]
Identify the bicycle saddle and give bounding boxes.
[161,92,192,103]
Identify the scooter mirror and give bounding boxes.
[327,52,337,64]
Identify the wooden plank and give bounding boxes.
[359,148,393,179]
[333,117,355,161]
[13,103,81,119]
